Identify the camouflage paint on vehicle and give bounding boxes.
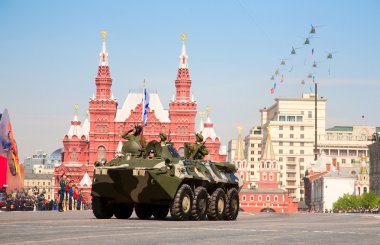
[91,143,242,220]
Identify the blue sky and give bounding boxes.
[0,0,379,160]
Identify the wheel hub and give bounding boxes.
[217,198,225,214]
[182,195,190,213]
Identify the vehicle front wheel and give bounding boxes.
[92,196,113,219]
[224,188,239,220]
[170,184,194,221]
[114,203,134,219]
[207,188,226,221]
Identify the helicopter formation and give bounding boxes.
[269,24,336,95]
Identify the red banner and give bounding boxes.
[0,155,7,188]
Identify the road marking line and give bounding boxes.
[2,231,175,245]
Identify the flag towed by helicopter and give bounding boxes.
[268,24,336,95]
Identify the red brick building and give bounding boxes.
[238,127,298,212]
[54,32,226,202]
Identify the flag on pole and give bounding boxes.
[142,83,150,126]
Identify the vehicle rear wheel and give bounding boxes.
[92,196,113,219]
[152,205,169,220]
[170,184,194,221]
[207,188,226,221]
[113,203,134,219]
[135,204,153,219]
[224,188,239,220]
[191,186,208,220]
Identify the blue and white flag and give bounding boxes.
[142,86,150,126]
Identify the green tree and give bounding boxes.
[360,192,380,209]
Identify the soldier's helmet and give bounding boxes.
[195,133,204,142]
[159,133,167,142]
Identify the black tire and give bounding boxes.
[170,184,194,221]
[207,188,226,221]
[191,186,208,220]
[135,204,153,219]
[92,196,113,219]
[224,188,239,220]
[113,203,134,219]
[152,205,170,220]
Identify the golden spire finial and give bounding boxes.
[74,104,79,114]
[266,124,271,133]
[237,126,243,134]
[101,30,107,40]
[143,79,146,87]
[181,32,187,41]
[199,111,205,119]
[206,106,211,115]
[361,153,366,161]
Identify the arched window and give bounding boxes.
[274,195,278,201]
[364,187,367,193]
[266,195,270,201]
[250,196,254,201]
[358,187,361,196]
[72,149,77,162]
[242,195,246,201]
[98,146,106,161]
[258,195,262,201]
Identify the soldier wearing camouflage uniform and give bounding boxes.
[122,125,146,149]
[189,133,209,160]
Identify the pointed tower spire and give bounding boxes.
[174,32,192,102]
[262,125,275,160]
[199,111,204,132]
[100,30,108,66]
[359,154,369,175]
[67,104,83,139]
[179,32,188,68]
[95,30,113,99]
[82,110,90,140]
[201,107,219,141]
[235,126,244,161]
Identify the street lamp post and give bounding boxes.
[314,77,318,161]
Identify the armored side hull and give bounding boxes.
[91,144,241,221]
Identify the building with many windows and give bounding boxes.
[239,126,297,212]
[24,169,55,201]
[241,93,327,201]
[23,149,62,170]
[319,126,379,166]
[229,93,378,203]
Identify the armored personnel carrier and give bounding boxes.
[91,140,241,221]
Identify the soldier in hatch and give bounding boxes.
[159,132,167,145]
[189,133,209,160]
[121,125,146,149]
